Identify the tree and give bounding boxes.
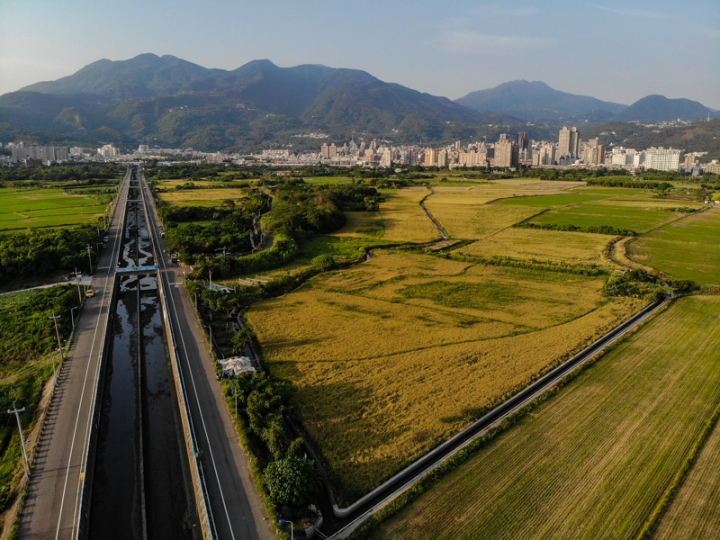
[311,254,337,271]
[263,458,317,507]
[232,327,253,355]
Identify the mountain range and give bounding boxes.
[0,54,716,152]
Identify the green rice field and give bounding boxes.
[628,207,720,285]
[0,188,109,231]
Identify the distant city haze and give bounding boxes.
[1,0,718,109]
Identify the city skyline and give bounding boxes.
[1,0,718,109]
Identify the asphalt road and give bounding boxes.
[19,169,132,540]
[138,172,273,540]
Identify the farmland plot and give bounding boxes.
[377,188,439,242]
[628,207,720,285]
[424,182,581,239]
[368,296,720,540]
[247,250,644,499]
[655,404,720,539]
[459,228,613,267]
[157,188,249,207]
[0,188,108,231]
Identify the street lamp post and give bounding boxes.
[70,306,79,329]
[279,520,293,540]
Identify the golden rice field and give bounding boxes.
[332,211,386,239]
[460,227,614,267]
[377,188,439,242]
[157,188,249,207]
[369,295,720,540]
[247,250,645,499]
[424,182,580,239]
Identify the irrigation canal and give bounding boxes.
[87,173,198,539]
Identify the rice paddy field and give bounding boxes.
[332,211,386,239]
[423,181,582,239]
[376,188,439,242]
[247,249,645,499]
[655,395,720,539]
[515,188,703,233]
[628,207,720,286]
[157,187,250,207]
[366,295,720,540]
[0,188,108,231]
[459,227,613,267]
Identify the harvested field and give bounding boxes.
[377,188,439,242]
[655,400,720,539]
[247,250,644,499]
[459,228,613,267]
[369,296,720,540]
[628,207,720,285]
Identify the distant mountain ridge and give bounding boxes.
[609,94,713,122]
[456,80,628,124]
[1,54,717,152]
[1,54,521,150]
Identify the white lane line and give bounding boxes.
[54,173,129,540]
[140,174,236,540]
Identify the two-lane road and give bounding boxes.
[19,168,131,540]
[138,171,273,540]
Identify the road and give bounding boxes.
[138,171,273,540]
[19,168,131,540]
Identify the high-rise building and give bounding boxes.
[11,143,69,163]
[642,147,681,171]
[517,132,529,152]
[424,148,438,166]
[380,149,394,168]
[437,149,448,168]
[494,139,518,168]
[536,143,556,166]
[558,126,580,156]
[98,144,118,159]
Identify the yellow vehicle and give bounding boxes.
[86,288,95,298]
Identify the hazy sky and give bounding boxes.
[1,0,719,108]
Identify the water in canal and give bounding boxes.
[89,193,197,539]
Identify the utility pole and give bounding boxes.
[86,244,93,274]
[75,277,83,304]
[49,311,64,363]
[233,382,238,417]
[70,306,79,329]
[8,403,30,478]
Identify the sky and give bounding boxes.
[1,0,719,109]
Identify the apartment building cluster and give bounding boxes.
[5,142,126,165]
[304,126,685,172]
